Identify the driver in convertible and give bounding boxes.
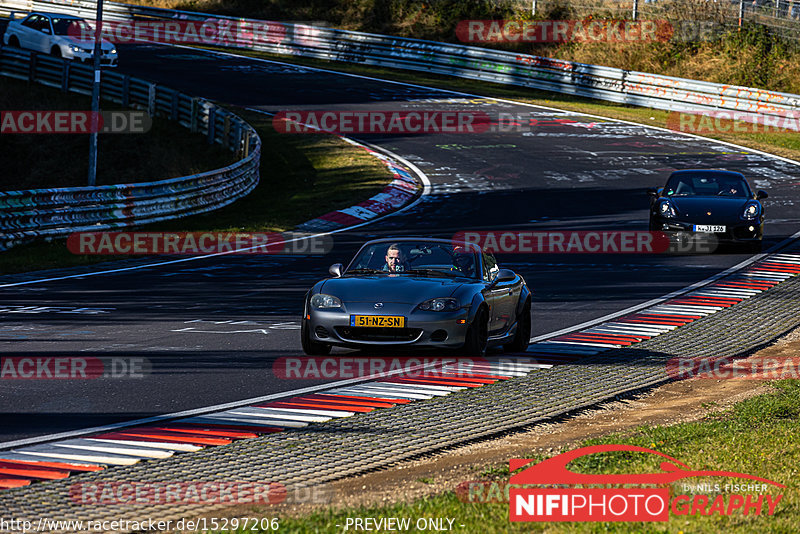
[452,245,476,277]
[382,243,407,272]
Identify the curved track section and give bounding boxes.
[2,43,800,445]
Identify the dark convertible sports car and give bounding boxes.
[648,169,768,251]
[301,238,531,356]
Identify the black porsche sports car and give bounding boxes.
[301,238,532,356]
[648,169,768,251]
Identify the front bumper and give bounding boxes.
[307,301,470,349]
[651,217,763,242]
[66,48,118,67]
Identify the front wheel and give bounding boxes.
[504,299,531,353]
[462,307,488,357]
[50,46,62,58]
[301,319,331,356]
[8,36,20,48]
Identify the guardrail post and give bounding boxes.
[632,0,639,21]
[244,131,251,158]
[235,123,243,156]
[121,75,130,106]
[148,83,157,117]
[222,115,231,149]
[28,53,36,83]
[60,62,70,92]
[190,98,199,133]
[171,92,180,121]
[207,106,216,144]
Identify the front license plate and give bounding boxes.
[693,225,726,233]
[350,315,405,328]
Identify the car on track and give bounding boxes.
[301,237,532,356]
[2,12,118,67]
[648,169,767,251]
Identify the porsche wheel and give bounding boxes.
[301,319,331,356]
[462,306,488,357]
[504,298,531,353]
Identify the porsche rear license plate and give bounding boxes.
[350,315,405,328]
[694,225,726,233]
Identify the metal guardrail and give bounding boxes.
[0,44,260,252]
[1,0,797,128]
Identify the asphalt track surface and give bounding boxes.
[2,42,800,444]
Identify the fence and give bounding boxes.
[0,44,260,252]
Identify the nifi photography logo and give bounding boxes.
[508,445,784,522]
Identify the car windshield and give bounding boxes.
[51,18,92,36]
[346,240,480,279]
[663,173,751,198]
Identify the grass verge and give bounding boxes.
[0,89,393,275]
[225,379,799,533]
[0,76,233,189]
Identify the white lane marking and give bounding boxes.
[329,386,435,399]
[49,440,174,459]
[88,438,202,452]
[182,414,307,428]
[226,407,334,422]
[747,270,793,278]
[373,381,466,392]
[0,452,103,466]
[255,406,355,417]
[13,450,141,466]
[348,383,450,396]
[0,146,431,289]
[529,343,604,353]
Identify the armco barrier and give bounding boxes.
[1,0,799,127]
[0,44,260,252]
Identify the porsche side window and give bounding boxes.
[482,253,499,282]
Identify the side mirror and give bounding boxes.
[328,263,343,278]
[756,190,768,200]
[41,27,51,34]
[490,269,516,287]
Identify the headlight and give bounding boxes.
[310,293,342,309]
[69,44,81,52]
[418,297,459,312]
[110,48,117,54]
[741,202,760,220]
[657,199,676,218]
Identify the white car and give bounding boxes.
[2,12,118,67]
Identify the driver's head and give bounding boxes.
[385,244,404,272]
[452,245,474,274]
